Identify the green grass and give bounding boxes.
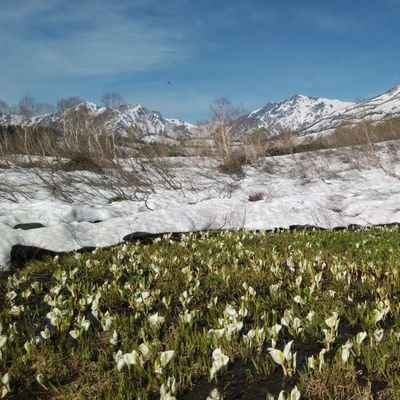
[1,228,400,399]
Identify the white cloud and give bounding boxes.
[0,0,193,78]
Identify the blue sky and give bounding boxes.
[1,0,400,122]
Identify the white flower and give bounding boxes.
[6,291,17,302]
[0,336,7,349]
[46,307,63,326]
[238,304,248,318]
[325,312,340,331]
[78,315,90,331]
[114,350,125,371]
[225,322,243,340]
[314,272,323,285]
[292,317,302,334]
[319,349,326,371]
[268,348,284,366]
[109,330,118,345]
[124,350,140,367]
[139,343,151,360]
[289,386,301,400]
[149,312,165,327]
[306,311,315,322]
[101,311,114,331]
[210,348,229,380]
[208,328,225,339]
[135,291,150,304]
[293,295,305,305]
[340,340,353,363]
[224,304,238,320]
[181,310,196,324]
[374,329,384,343]
[159,350,175,367]
[1,373,10,398]
[114,350,141,371]
[40,327,51,340]
[69,329,80,339]
[307,355,315,370]
[160,386,176,400]
[269,324,282,338]
[372,309,384,325]
[283,341,294,362]
[243,329,256,345]
[207,296,218,309]
[36,373,47,389]
[9,305,24,316]
[207,388,223,400]
[355,331,367,346]
[160,376,177,399]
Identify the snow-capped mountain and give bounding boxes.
[300,85,400,137]
[104,104,197,140]
[233,95,353,137]
[2,85,400,142]
[0,102,197,142]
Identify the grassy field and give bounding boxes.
[1,228,400,399]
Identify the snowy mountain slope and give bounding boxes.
[0,102,197,141]
[300,85,400,137]
[233,95,353,137]
[104,104,196,139]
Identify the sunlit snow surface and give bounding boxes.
[1,142,400,270]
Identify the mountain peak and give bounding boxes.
[290,94,309,101]
[235,95,353,136]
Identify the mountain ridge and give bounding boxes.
[1,84,400,141]
[232,94,354,137]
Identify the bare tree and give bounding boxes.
[18,95,37,117]
[0,100,10,116]
[101,91,125,109]
[209,98,247,174]
[57,97,83,112]
[36,102,55,115]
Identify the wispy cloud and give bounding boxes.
[0,0,193,94]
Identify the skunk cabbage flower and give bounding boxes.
[340,340,353,363]
[325,312,340,331]
[160,350,175,367]
[355,331,367,346]
[207,388,223,400]
[210,348,229,380]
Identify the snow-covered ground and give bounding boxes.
[1,142,400,270]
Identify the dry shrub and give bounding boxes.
[0,108,180,203]
[242,130,268,164]
[265,129,297,155]
[60,154,104,173]
[261,117,400,158]
[218,147,248,176]
[0,125,59,160]
[327,116,400,148]
[300,365,372,400]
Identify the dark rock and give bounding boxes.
[13,223,45,230]
[332,226,347,231]
[10,245,57,268]
[288,224,326,231]
[10,245,97,269]
[123,231,184,245]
